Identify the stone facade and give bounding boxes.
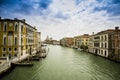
[60,37,74,47]
[73,34,90,49]
[0,18,41,60]
[88,27,120,62]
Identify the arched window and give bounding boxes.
[15,37,17,45]
[105,43,107,48]
[3,37,6,45]
[3,47,6,51]
[101,36,103,41]
[101,50,103,54]
[4,24,7,32]
[101,43,103,48]
[105,35,107,41]
[105,51,106,57]
[21,25,23,32]
[15,24,18,32]
[14,48,17,51]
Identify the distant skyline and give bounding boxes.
[0,0,120,40]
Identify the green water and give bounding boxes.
[1,45,120,80]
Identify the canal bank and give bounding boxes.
[0,62,15,78]
[1,45,120,80]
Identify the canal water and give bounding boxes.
[1,45,120,80]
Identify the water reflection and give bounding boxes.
[1,45,120,80]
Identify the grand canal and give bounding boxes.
[1,45,120,80]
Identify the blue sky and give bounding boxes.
[0,0,120,40]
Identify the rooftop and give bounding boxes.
[96,27,120,35]
[0,17,37,30]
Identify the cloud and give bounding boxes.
[39,0,52,9]
[0,0,52,17]
[75,0,86,5]
[0,0,120,40]
[93,0,120,16]
[54,11,70,20]
[0,0,18,5]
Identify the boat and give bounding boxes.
[12,62,33,67]
[78,48,83,51]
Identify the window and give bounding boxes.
[101,36,103,41]
[101,50,103,55]
[21,46,23,56]
[15,37,17,45]
[3,48,6,51]
[94,36,100,39]
[21,46,23,50]
[15,24,18,32]
[14,48,17,51]
[21,52,23,56]
[3,54,6,57]
[21,25,23,32]
[94,43,99,47]
[4,24,7,32]
[105,35,107,41]
[9,48,11,51]
[105,43,107,48]
[105,51,106,56]
[3,37,6,45]
[26,38,27,44]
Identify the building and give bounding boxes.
[88,35,94,53]
[60,37,74,47]
[60,38,66,46]
[73,34,90,49]
[109,27,120,61]
[0,17,41,61]
[44,36,53,44]
[37,32,41,52]
[52,40,60,45]
[92,32,109,57]
[73,36,79,49]
[90,27,120,61]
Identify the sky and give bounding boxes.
[0,0,120,40]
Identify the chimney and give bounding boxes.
[115,26,119,30]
